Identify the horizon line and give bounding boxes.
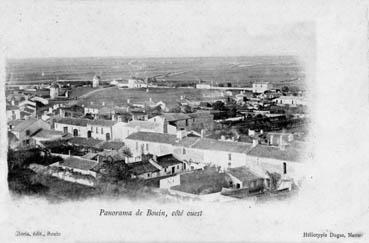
[6,54,299,61]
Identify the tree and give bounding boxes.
[212,101,226,111]
[281,86,289,93]
[100,160,131,183]
[181,105,192,113]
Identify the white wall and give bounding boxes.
[87,124,113,140]
[160,174,180,188]
[54,123,88,137]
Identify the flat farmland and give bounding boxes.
[6,56,305,88]
[78,87,224,107]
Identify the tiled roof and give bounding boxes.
[98,141,125,150]
[162,113,191,121]
[55,117,90,127]
[11,118,38,132]
[187,111,213,118]
[156,154,183,168]
[227,166,262,184]
[126,132,177,144]
[175,136,200,147]
[128,161,160,175]
[67,137,104,147]
[60,156,98,171]
[32,129,67,139]
[87,119,117,127]
[126,120,161,130]
[192,138,252,153]
[247,144,303,162]
[6,105,19,110]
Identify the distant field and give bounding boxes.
[6,56,305,88]
[78,87,224,107]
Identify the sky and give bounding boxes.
[1,0,315,59]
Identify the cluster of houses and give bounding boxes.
[6,80,309,200]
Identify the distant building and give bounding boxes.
[30,129,69,146]
[128,78,146,88]
[6,105,21,121]
[54,117,90,138]
[273,95,307,106]
[127,154,184,180]
[148,111,214,132]
[252,82,272,93]
[246,143,307,180]
[112,120,172,141]
[196,83,211,89]
[8,118,50,147]
[124,131,254,169]
[49,83,59,99]
[92,75,101,88]
[87,119,117,141]
[49,156,98,186]
[225,166,269,192]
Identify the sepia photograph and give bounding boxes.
[1,0,368,242]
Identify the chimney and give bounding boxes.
[153,155,157,162]
[176,130,183,141]
[279,134,284,146]
[127,99,130,104]
[102,102,105,106]
[68,150,71,157]
[112,114,116,121]
[270,134,274,145]
[149,97,152,102]
[260,129,264,135]
[220,135,226,141]
[200,129,205,139]
[252,139,258,148]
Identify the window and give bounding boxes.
[283,162,287,174]
[101,127,103,134]
[146,143,149,151]
[25,130,30,136]
[63,127,68,134]
[185,119,188,126]
[136,142,138,151]
[183,148,186,155]
[96,127,98,134]
[177,165,179,169]
[228,153,232,161]
[147,173,150,178]
[164,168,167,172]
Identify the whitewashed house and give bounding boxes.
[273,95,307,106]
[252,82,272,93]
[54,117,89,137]
[86,120,117,141]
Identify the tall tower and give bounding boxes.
[50,83,59,99]
[92,75,100,88]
